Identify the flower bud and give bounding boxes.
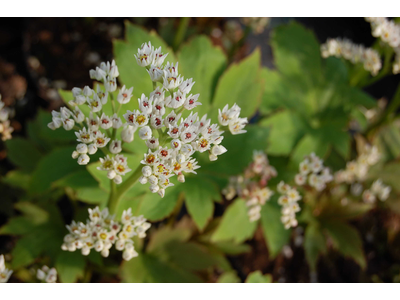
[121,125,135,143]
[138,126,152,140]
[62,118,75,131]
[114,175,122,184]
[171,139,182,150]
[142,166,152,177]
[138,176,148,184]
[107,170,116,179]
[209,154,218,161]
[148,175,158,185]
[115,240,125,251]
[88,143,98,155]
[67,243,76,252]
[146,137,159,149]
[101,248,110,257]
[109,140,122,154]
[158,188,165,198]
[177,173,185,183]
[76,143,88,154]
[78,154,90,165]
[150,184,159,193]
[72,150,79,159]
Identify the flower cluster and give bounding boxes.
[277,182,302,229]
[222,151,276,222]
[48,59,136,184]
[240,17,271,34]
[320,38,382,76]
[62,207,150,261]
[37,266,57,283]
[132,42,247,197]
[0,95,14,141]
[362,179,391,204]
[294,153,333,191]
[365,17,400,74]
[0,255,12,283]
[335,145,380,184]
[48,41,247,196]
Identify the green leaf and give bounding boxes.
[147,226,192,253]
[2,170,30,190]
[29,146,81,194]
[178,35,227,116]
[322,220,366,269]
[138,185,181,221]
[54,170,99,190]
[271,21,322,88]
[211,199,258,244]
[75,187,109,206]
[259,67,286,115]
[120,253,202,283]
[5,138,43,171]
[55,251,86,283]
[303,224,327,271]
[211,48,262,120]
[260,198,291,258]
[182,176,220,231]
[245,271,272,283]
[217,271,241,283]
[260,110,306,156]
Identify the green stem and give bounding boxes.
[152,81,157,91]
[108,163,143,215]
[173,17,190,51]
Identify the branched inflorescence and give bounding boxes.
[48,41,247,198]
[320,38,382,76]
[0,95,14,141]
[223,151,276,222]
[62,207,150,261]
[335,145,390,204]
[0,255,12,283]
[365,17,400,74]
[37,266,57,283]
[294,153,333,191]
[277,181,302,229]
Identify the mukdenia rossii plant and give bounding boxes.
[223,151,276,222]
[62,207,150,260]
[48,41,248,260]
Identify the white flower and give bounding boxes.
[87,94,102,112]
[135,42,155,67]
[0,255,13,283]
[142,166,152,177]
[71,107,85,123]
[37,266,57,283]
[146,137,159,149]
[147,65,164,82]
[111,114,123,129]
[93,131,110,148]
[138,94,153,115]
[179,78,195,94]
[184,94,201,110]
[88,143,97,155]
[100,113,113,129]
[117,85,134,104]
[89,67,106,82]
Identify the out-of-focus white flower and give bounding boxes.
[37,266,57,283]
[0,254,13,283]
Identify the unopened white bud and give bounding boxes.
[148,175,158,185]
[101,248,110,257]
[88,143,97,155]
[121,125,135,143]
[107,170,116,179]
[114,175,122,184]
[72,151,79,159]
[142,166,152,177]
[78,154,90,165]
[150,184,159,193]
[139,176,148,184]
[158,188,165,198]
[209,154,218,161]
[178,173,185,183]
[138,126,152,140]
[81,246,90,256]
[76,143,88,154]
